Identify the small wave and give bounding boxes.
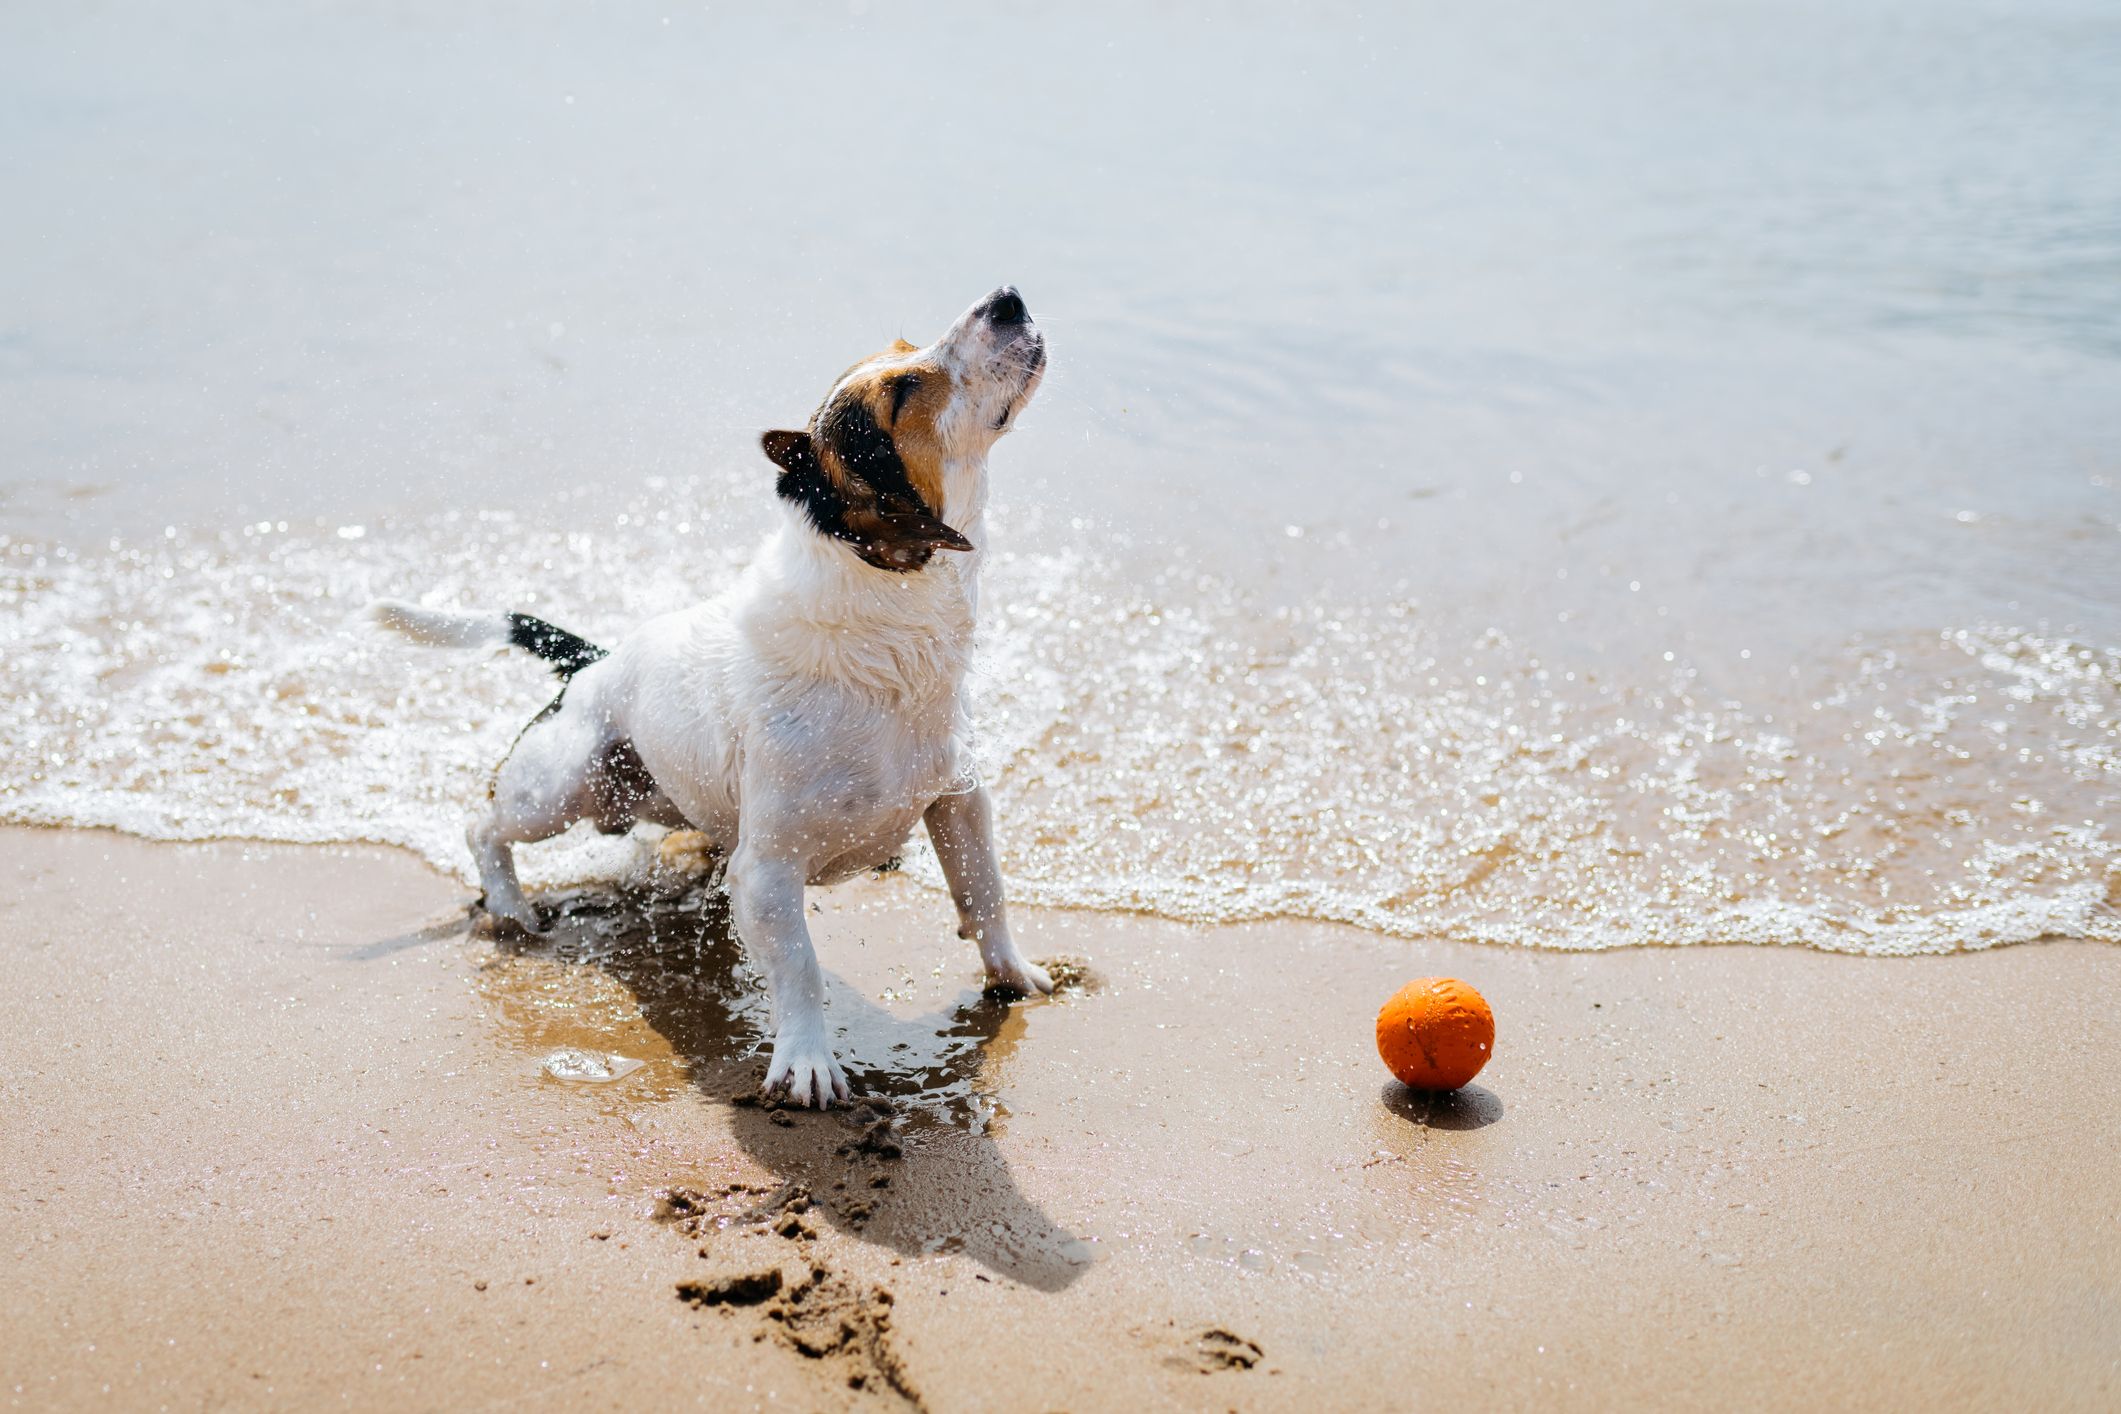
[3,504,2115,957]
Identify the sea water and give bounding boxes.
[3,1,2116,955]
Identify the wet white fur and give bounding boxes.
[367,601,511,650]
[369,291,1050,1107]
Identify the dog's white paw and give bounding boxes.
[480,889,547,935]
[985,954,1054,998]
[763,1035,851,1109]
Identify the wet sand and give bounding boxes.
[3,825,2116,1410]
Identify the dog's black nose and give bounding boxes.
[982,286,1028,325]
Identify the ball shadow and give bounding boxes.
[474,885,1093,1292]
[1379,1081,1504,1130]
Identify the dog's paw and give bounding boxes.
[984,955,1055,998]
[763,1037,852,1109]
[477,891,549,936]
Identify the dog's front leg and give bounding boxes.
[924,786,1054,997]
[727,849,850,1108]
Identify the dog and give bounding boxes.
[369,286,1052,1107]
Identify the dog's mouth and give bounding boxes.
[993,336,1045,430]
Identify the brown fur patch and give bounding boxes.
[830,354,950,512]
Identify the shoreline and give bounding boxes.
[3,824,2117,1409]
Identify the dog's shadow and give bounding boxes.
[455,885,1094,1292]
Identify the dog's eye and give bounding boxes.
[888,375,919,426]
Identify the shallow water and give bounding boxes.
[477,883,1048,1134]
[3,2,2117,954]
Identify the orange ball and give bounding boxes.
[1376,977,1494,1091]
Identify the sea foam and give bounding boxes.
[3,501,2114,956]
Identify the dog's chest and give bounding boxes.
[805,803,933,886]
[626,554,978,871]
[797,715,965,883]
[633,662,968,873]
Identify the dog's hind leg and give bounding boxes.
[469,812,546,932]
[468,691,610,932]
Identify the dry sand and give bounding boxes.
[2,825,2116,1410]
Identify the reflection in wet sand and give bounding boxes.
[469,883,1095,1291]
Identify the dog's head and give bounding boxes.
[762,286,1047,573]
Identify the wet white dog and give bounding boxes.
[369,287,1052,1107]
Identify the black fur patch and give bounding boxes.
[506,613,608,678]
[887,373,919,426]
[815,396,920,505]
[764,429,856,547]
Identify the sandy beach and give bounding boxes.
[6,4,2120,1408]
[5,825,2115,1410]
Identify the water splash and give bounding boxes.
[2,502,2114,956]
[541,1048,645,1083]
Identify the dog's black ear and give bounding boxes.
[761,429,817,476]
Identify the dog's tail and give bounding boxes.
[366,599,609,679]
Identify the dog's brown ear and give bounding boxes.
[908,509,974,553]
[874,498,973,554]
[761,429,817,476]
[844,497,975,571]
